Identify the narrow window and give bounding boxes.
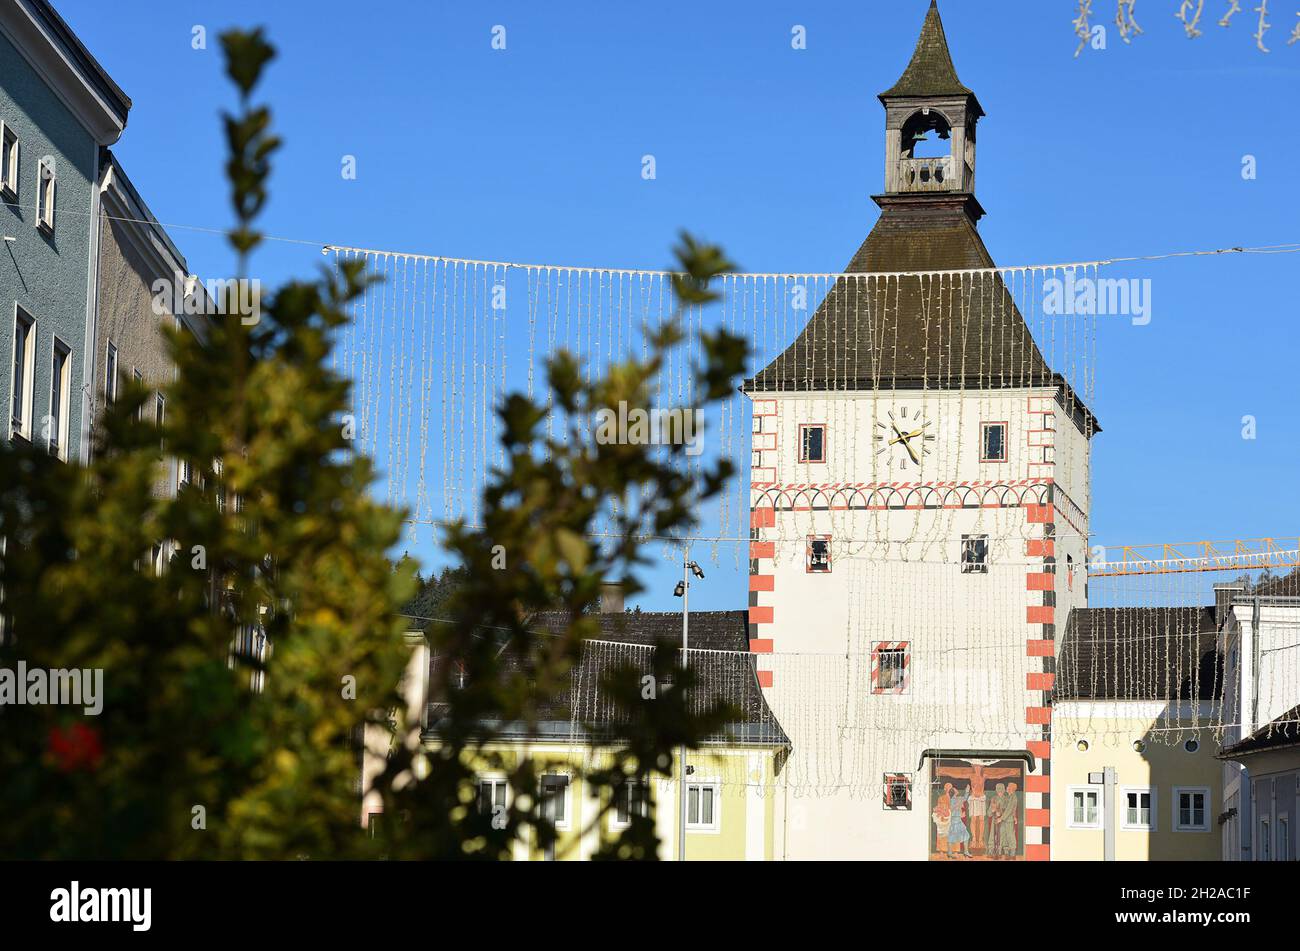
[0,121,17,196]
[872,642,910,694]
[540,774,569,828]
[36,156,55,232]
[883,773,912,810]
[10,306,35,440]
[477,779,507,819]
[1260,819,1271,861]
[961,534,988,574]
[798,424,825,463]
[614,781,649,825]
[1123,788,1155,830]
[980,421,1007,462]
[1280,816,1290,861]
[49,338,70,460]
[1176,789,1208,831]
[806,535,831,573]
[686,782,718,830]
[104,342,118,405]
[1071,788,1101,828]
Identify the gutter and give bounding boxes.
[916,747,1036,773]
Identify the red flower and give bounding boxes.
[48,722,104,772]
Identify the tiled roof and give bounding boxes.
[1249,569,1300,599]
[425,610,789,747]
[1219,703,1300,758]
[745,199,1056,394]
[1056,606,1221,702]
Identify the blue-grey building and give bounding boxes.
[1,0,129,462]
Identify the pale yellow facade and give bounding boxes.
[1052,702,1221,860]
[436,742,780,861]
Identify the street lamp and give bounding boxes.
[672,553,703,860]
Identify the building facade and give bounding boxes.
[93,152,211,492]
[1,0,129,462]
[743,2,1097,860]
[1053,606,1222,860]
[369,607,790,860]
[1218,573,1300,861]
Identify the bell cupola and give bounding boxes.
[879,1,984,201]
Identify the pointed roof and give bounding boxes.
[879,1,974,102]
[743,198,1079,418]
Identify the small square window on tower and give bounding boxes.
[961,534,988,574]
[980,421,1007,462]
[798,423,826,463]
[872,642,910,694]
[806,535,831,573]
[883,773,912,810]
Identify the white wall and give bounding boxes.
[750,385,1090,859]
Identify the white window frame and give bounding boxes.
[539,773,572,832]
[1259,817,1271,862]
[104,341,118,405]
[48,336,70,461]
[0,120,17,197]
[1173,786,1210,832]
[10,304,35,441]
[36,155,55,233]
[685,779,721,833]
[476,774,509,821]
[1068,785,1102,830]
[1121,785,1156,832]
[1279,813,1290,861]
[611,779,649,829]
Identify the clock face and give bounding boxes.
[873,407,936,471]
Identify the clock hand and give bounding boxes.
[890,424,921,465]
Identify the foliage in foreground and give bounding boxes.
[0,28,748,860]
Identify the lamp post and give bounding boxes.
[673,551,703,861]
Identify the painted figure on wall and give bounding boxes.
[930,758,1024,861]
[990,782,1021,859]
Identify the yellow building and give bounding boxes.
[453,742,782,861]
[369,607,790,860]
[1052,606,1222,860]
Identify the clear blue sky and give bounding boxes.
[59,0,1300,610]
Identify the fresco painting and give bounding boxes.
[929,758,1025,861]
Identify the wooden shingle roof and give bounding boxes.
[744,198,1058,395]
[879,1,974,102]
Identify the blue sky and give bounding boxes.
[58,0,1300,610]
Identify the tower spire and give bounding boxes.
[877,2,983,203]
[880,1,977,105]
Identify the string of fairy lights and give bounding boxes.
[344,243,1299,793]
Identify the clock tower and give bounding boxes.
[743,1,1098,860]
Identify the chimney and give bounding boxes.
[599,580,625,615]
[1213,583,1245,628]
